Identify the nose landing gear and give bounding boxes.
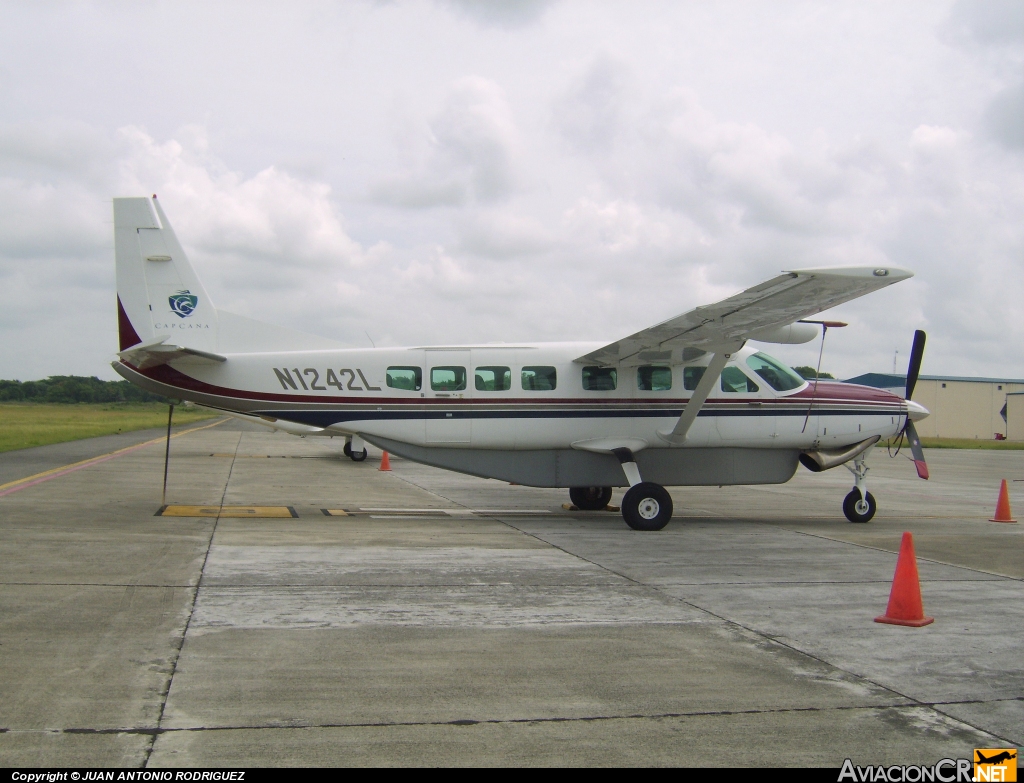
[842,452,876,523]
[843,489,877,523]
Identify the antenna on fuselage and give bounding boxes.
[161,402,174,508]
[797,320,848,435]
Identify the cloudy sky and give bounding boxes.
[1,0,1021,382]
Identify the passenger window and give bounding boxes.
[721,366,759,393]
[431,366,467,391]
[582,366,617,391]
[386,366,422,391]
[475,366,511,391]
[746,352,805,391]
[637,366,672,391]
[683,366,706,391]
[522,366,557,391]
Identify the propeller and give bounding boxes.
[902,329,929,480]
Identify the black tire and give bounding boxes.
[843,489,876,523]
[621,482,673,531]
[350,448,368,462]
[343,441,352,457]
[569,486,613,511]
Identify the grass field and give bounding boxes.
[877,437,1023,451]
[0,402,219,453]
[918,437,1024,450]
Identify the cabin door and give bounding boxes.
[714,365,776,445]
[424,348,472,444]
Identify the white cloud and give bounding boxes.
[553,53,632,154]
[116,126,364,269]
[440,0,557,28]
[370,76,520,207]
[985,80,1024,150]
[456,210,555,258]
[0,1,1021,384]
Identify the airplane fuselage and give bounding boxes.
[115,342,909,488]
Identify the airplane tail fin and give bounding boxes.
[114,196,218,354]
[114,196,345,362]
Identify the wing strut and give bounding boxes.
[657,350,732,445]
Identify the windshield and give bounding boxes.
[746,352,806,392]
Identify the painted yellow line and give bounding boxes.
[0,418,226,497]
[157,505,298,518]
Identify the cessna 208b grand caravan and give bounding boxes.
[112,196,931,530]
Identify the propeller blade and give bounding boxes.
[905,329,926,399]
[905,420,929,480]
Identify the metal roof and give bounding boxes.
[845,373,1024,387]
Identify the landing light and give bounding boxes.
[873,269,889,277]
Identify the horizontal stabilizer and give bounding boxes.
[119,337,227,370]
[197,406,325,435]
[576,265,912,365]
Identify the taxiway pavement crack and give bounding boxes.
[7,696,1021,737]
[141,428,243,768]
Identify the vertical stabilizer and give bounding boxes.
[113,196,218,353]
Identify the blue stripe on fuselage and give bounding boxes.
[257,406,902,428]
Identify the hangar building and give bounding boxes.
[844,373,1024,441]
[1008,392,1024,442]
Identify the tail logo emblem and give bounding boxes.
[169,290,198,318]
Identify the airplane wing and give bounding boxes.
[119,337,227,370]
[575,266,913,365]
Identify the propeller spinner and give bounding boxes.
[903,330,929,480]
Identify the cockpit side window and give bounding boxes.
[746,352,806,392]
[720,366,759,393]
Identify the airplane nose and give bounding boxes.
[907,400,930,421]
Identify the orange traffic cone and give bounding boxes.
[875,532,934,627]
[990,479,1016,523]
[379,451,391,472]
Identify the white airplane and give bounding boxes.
[112,196,930,530]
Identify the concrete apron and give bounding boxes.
[0,422,1020,766]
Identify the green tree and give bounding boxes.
[0,376,168,403]
[793,366,835,380]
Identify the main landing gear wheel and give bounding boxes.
[569,486,613,511]
[843,490,876,523]
[343,441,368,462]
[621,482,673,531]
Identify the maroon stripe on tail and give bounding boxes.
[117,296,143,350]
